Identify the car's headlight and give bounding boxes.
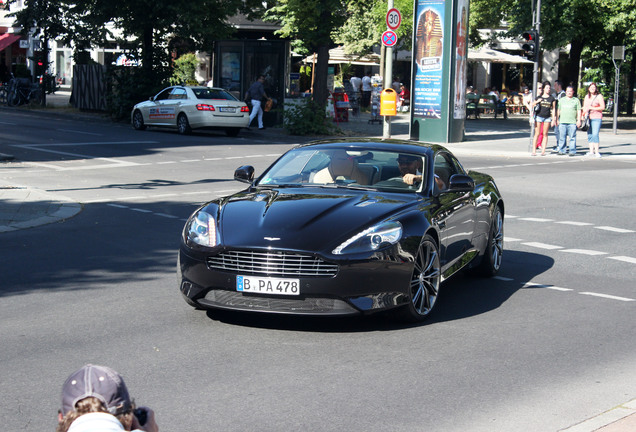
[333,221,402,255]
[185,210,219,247]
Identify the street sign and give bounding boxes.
[386,8,402,30]
[382,30,398,47]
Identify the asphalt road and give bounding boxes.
[1,110,635,431]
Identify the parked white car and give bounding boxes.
[131,86,250,137]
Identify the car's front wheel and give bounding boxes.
[132,110,146,130]
[476,205,503,276]
[177,113,191,135]
[396,234,441,322]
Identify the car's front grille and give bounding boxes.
[207,251,338,277]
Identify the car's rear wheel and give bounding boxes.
[177,113,191,135]
[225,127,240,137]
[476,205,503,276]
[396,234,441,322]
[132,110,146,130]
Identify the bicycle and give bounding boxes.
[7,78,42,107]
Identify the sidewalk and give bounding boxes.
[1,101,636,430]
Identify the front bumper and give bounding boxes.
[177,246,414,316]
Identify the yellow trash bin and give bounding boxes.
[380,88,397,116]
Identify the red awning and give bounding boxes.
[0,33,21,52]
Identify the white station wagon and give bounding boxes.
[131,86,250,137]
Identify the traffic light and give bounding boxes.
[522,30,539,61]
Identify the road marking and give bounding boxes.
[131,208,152,213]
[608,256,636,264]
[579,292,635,302]
[506,215,519,218]
[155,213,180,219]
[493,276,514,281]
[180,159,201,163]
[519,217,554,222]
[556,221,594,226]
[107,204,128,208]
[546,286,574,292]
[559,249,607,256]
[157,161,177,164]
[57,129,102,136]
[522,242,563,250]
[594,226,635,233]
[503,237,522,242]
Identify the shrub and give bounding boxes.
[106,66,168,120]
[283,98,338,135]
[170,53,198,86]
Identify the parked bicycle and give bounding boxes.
[7,77,43,107]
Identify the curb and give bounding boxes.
[560,399,636,432]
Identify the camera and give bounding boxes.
[134,408,147,426]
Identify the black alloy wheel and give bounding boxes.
[476,205,504,276]
[397,234,441,322]
[132,110,146,130]
[177,113,192,135]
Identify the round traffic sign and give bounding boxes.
[382,30,398,47]
[386,8,402,30]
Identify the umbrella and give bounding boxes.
[468,47,533,64]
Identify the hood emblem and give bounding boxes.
[264,237,281,241]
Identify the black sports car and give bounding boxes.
[178,139,504,322]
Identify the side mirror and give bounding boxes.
[234,165,255,183]
[448,174,474,192]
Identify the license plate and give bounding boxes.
[219,107,236,113]
[237,275,300,295]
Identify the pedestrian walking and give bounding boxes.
[245,75,269,130]
[582,82,605,157]
[361,72,372,109]
[529,81,556,156]
[556,85,582,156]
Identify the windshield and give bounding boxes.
[257,147,427,192]
[192,88,238,101]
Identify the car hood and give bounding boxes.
[211,188,415,252]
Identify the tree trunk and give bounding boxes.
[312,44,330,107]
[627,49,635,115]
[566,39,585,90]
[143,26,154,74]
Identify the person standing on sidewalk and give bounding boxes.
[245,75,268,130]
[361,72,372,109]
[553,80,566,152]
[582,82,605,157]
[529,81,556,156]
[556,85,582,156]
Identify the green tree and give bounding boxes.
[265,0,347,107]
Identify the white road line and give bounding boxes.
[595,226,635,233]
[506,215,519,218]
[107,204,128,208]
[203,158,222,161]
[579,292,635,302]
[559,249,608,256]
[180,159,200,163]
[523,283,573,291]
[522,242,563,250]
[546,286,574,292]
[0,121,17,125]
[608,256,636,264]
[556,221,594,226]
[57,129,102,136]
[155,213,180,219]
[130,208,152,213]
[157,161,177,164]
[519,217,554,222]
[503,237,523,242]
[493,276,514,281]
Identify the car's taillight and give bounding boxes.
[240,106,250,112]
[196,104,215,111]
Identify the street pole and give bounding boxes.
[383,0,394,139]
[611,46,624,135]
[529,0,540,150]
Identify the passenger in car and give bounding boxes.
[313,150,370,184]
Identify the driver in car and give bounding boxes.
[397,154,445,190]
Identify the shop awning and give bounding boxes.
[301,46,380,66]
[0,34,21,52]
[467,47,533,64]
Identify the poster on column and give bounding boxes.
[453,0,468,119]
[413,0,445,119]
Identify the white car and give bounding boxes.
[131,86,250,136]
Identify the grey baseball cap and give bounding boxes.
[61,364,132,416]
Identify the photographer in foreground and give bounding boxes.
[57,364,159,432]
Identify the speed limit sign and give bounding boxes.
[386,8,401,30]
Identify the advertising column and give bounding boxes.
[410,0,467,143]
